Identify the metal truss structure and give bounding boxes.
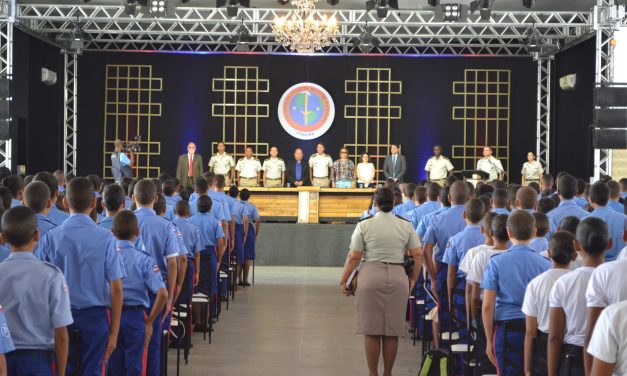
[63,52,77,176]
[16,5,592,55]
[0,0,13,170]
[536,58,551,173]
[3,3,599,173]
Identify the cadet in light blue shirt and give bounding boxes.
[0,207,73,375]
[109,211,168,376]
[395,183,417,218]
[443,198,486,340]
[481,210,551,376]
[0,306,15,362]
[37,178,125,376]
[240,189,260,286]
[190,196,226,305]
[530,212,550,253]
[423,182,470,333]
[31,171,70,227]
[0,244,8,262]
[189,177,227,223]
[23,180,57,237]
[132,180,180,376]
[608,180,624,214]
[173,201,203,305]
[406,183,440,229]
[4,175,24,208]
[586,181,627,261]
[547,175,589,234]
[163,179,182,208]
[227,187,250,278]
[99,184,127,231]
[48,205,70,225]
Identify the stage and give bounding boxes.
[247,187,374,223]
[255,223,355,267]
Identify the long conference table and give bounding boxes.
[245,187,376,223]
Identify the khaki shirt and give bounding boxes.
[425,156,454,180]
[208,153,235,175]
[349,211,422,264]
[477,156,504,181]
[262,158,286,179]
[235,157,262,178]
[521,161,544,180]
[308,153,333,178]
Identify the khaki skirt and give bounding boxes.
[355,262,409,337]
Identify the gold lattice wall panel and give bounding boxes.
[102,65,163,179]
[451,69,511,178]
[211,66,270,160]
[344,68,402,181]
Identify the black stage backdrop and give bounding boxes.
[71,52,538,182]
[552,38,596,179]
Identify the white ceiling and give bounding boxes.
[16,0,597,11]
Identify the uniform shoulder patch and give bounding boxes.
[359,215,373,222]
[277,158,284,161]
[395,215,410,222]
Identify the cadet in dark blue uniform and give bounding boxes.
[0,305,15,374]
[99,184,126,230]
[0,207,73,376]
[240,189,260,286]
[481,210,551,375]
[109,211,168,376]
[22,181,56,237]
[133,180,179,376]
[228,186,249,286]
[37,177,125,376]
[32,172,69,226]
[173,200,202,305]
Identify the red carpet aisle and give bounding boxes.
[168,267,419,375]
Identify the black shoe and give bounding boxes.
[237,282,245,287]
[243,282,251,286]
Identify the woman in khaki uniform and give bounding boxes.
[340,188,423,376]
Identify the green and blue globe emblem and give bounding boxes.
[278,83,335,140]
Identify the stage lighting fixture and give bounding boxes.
[442,3,461,22]
[352,26,379,53]
[522,27,543,53]
[522,0,534,8]
[230,22,255,52]
[217,0,250,18]
[327,0,340,6]
[69,21,90,51]
[277,0,290,5]
[124,1,138,16]
[428,0,439,6]
[479,0,492,20]
[148,0,167,16]
[366,0,398,19]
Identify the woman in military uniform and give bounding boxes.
[340,188,423,376]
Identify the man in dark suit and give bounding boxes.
[176,142,204,189]
[285,148,310,187]
[383,144,407,183]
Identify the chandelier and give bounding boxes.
[272,0,340,53]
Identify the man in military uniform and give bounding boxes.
[236,147,262,187]
[521,151,544,186]
[308,143,333,188]
[477,146,504,182]
[208,142,235,186]
[425,145,454,186]
[262,146,286,188]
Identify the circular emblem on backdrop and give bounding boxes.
[278,83,335,140]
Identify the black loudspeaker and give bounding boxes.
[593,128,627,149]
[594,86,627,107]
[0,119,10,140]
[594,108,627,128]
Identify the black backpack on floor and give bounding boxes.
[419,349,449,376]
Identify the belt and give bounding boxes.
[494,318,526,332]
[313,176,329,179]
[525,179,540,181]
[266,178,281,180]
[241,176,257,179]
[7,349,53,360]
[123,305,146,311]
[368,261,404,266]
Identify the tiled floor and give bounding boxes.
[168,267,421,375]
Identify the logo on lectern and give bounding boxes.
[278,82,335,140]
